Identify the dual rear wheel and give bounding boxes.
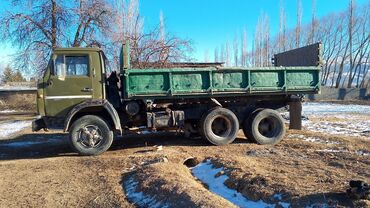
[199,107,239,145]
[242,109,286,145]
[199,107,285,146]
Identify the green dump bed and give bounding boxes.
[122,66,320,99]
[120,43,322,100]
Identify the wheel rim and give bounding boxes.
[257,116,280,138]
[210,115,232,138]
[77,125,103,148]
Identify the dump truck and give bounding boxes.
[32,42,322,155]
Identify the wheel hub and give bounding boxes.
[78,125,103,148]
[258,117,278,138]
[211,116,232,138]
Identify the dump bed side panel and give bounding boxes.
[122,67,320,99]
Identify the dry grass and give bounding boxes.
[0,114,368,207]
[0,93,36,112]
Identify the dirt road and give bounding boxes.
[0,103,369,208]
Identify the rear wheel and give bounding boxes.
[243,109,285,145]
[242,109,260,143]
[69,115,113,156]
[200,107,239,145]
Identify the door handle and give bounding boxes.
[47,80,53,86]
[82,87,93,92]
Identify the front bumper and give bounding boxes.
[32,118,47,132]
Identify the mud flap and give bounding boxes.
[32,118,47,132]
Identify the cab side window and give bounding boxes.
[66,56,89,76]
[54,55,89,77]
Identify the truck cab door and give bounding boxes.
[44,52,98,118]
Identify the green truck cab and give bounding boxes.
[33,43,321,156]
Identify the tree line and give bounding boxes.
[1,65,26,83]
[213,0,369,88]
[1,0,368,88]
[0,0,192,75]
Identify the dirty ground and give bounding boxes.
[0,102,369,208]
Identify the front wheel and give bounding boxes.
[69,115,113,156]
[243,109,285,145]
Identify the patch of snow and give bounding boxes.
[0,86,36,91]
[304,120,370,138]
[316,149,348,154]
[191,160,290,208]
[356,150,370,156]
[0,110,17,113]
[0,120,31,140]
[316,149,369,156]
[123,175,169,208]
[273,194,290,208]
[302,102,370,116]
[288,134,340,145]
[281,103,370,138]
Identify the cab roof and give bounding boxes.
[53,47,102,52]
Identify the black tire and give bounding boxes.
[242,109,261,143]
[200,107,239,145]
[69,115,114,156]
[243,109,285,145]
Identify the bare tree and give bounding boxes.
[253,12,270,67]
[159,10,165,44]
[225,41,231,66]
[359,51,370,88]
[263,14,270,66]
[308,0,317,44]
[220,44,225,63]
[254,14,262,66]
[319,14,342,86]
[0,0,114,75]
[111,0,193,68]
[0,0,65,74]
[109,0,143,66]
[295,0,302,47]
[233,34,239,66]
[347,1,369,87]
[267,1,369,88]
[241,28,248,66]
[71,0,113,47]
[278,0,287,52]
[335,0,356,88]
[214,47,219,62]
[204,49,209,62]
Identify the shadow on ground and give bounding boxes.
[0,131,250,160]
[0,133,72,160]
[294,192,354,207]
